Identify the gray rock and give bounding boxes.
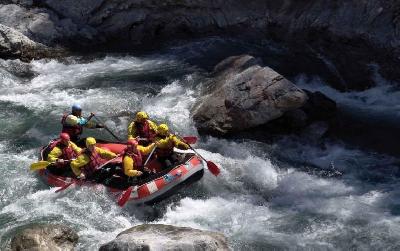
[192,55,308,135]
[10,223,79,251]
[0,1,399,89]
[0,24,51,59]
[99,224,230,251]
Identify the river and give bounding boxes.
[0,40,400,250]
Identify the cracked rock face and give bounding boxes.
[99,224,230,251]
[192,55,308,135]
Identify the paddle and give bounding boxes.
[181,136,197,144]
[176,135,220,176]
[93,115,123,142]
[189,146,220,176]
[30,159,75,171]
[55,180,77,193]
[30,160,53,171]
[117,145,157,207]
[117,187,133,207]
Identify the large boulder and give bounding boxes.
[10,223,79,251]
[0,24,63,60]
[99,224,230,251]
[192,55,308,135]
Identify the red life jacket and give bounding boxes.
[61,114,83,139]
[82,149,105,177]
[124,148,143,168]
[49,140,78,160]
[136,120,155,139]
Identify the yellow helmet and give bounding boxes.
[135,111,148,122]
[157,124,169,136]
[86,137,96,147]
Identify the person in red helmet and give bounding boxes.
[123,139,155,177]
[47,133,82,175]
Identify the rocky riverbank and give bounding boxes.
[9,223,229,251]
[1,1,399,90]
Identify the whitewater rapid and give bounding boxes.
[0,49,400,250]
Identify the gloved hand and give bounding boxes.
[127,170,143,177]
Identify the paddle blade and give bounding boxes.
[117,187,132,207]
[30,161,51,171]
[183,136,197,144]
[206,161,220,176]
[55,181,75,193]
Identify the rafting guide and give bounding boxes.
[30,107,220,206]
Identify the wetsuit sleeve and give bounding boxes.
[123,156,141,177]
[138,143,155,155]
[96,147,117,159]
[69,142,82,154]
[127,121,137,140]
[70,154,90,176]
[47,147,62,162]
[149,120,158,133]
[172,136,189,150]
[155,137,169,150]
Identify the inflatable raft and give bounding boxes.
[37,139,205,205]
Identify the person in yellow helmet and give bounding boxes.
[127,111,157,145]
[47,133,82,176]
[154,123,189,168]
[122,139,155,177]
[70,137,117,181]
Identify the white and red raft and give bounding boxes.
[37,139,205,205]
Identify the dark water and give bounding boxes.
[0,40,400,250]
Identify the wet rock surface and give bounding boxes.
[192,55,308,135]
[10,223,78,251]
[99,224,230,251]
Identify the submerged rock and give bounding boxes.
[192,55,308,135]
[10,223,78,251]
[99,224,230,251]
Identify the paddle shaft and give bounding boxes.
[143,145,157,167]
[97,154,121,170]
[93,115,123,142]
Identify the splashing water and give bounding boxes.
[0,48,400,250]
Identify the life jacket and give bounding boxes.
[136,120,155,139]
[82,149,105,177]
[61,114,83,140]
[49,140,78,160]
[124,147,143,168]
[156,135,175,157]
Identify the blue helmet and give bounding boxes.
[71,104,82,111]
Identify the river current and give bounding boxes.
[0,40,400,250]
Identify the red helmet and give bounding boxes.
[60,133,70,141]
[127,139,138,146]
